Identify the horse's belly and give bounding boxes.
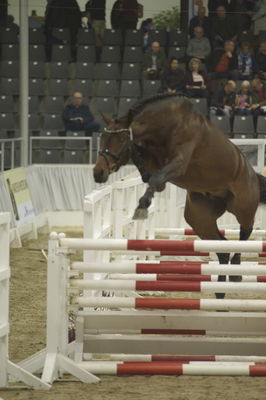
[171,172,229,193]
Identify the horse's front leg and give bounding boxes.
[131,144,152,183]
[132,158,180,220]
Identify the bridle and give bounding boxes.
[98,127,133,170]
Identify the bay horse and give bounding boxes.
[93,94,266,298]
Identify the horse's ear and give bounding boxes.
[100,112,113,125]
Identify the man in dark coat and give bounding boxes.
[255,42,266,81]
[62,92,100,136]
[189,6,210,38]
[210,80,237,116]
[210,5,238,47]
[44,0,81,61]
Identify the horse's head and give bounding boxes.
[93,114,132,183]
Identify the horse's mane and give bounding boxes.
[123,93,189,125]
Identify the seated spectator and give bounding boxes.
[189,6,210,38]
[111,0,123,29]
[208,0,230,18]
[234,80,253,115]
[210,5,238,48]
[120,0,143,30]
[208,40,238,80]
[255,41,266,80]
[250,78,266,115]
[237,42,255,80]
[159,57,186,95]
[186,26,211,64]
[141,18,155,51]
[143,41,166,80]
[185,58,210,98]
[62,92,100,136]
[210,80,237,116]
[252,0,266,36]
[28,10,44,28]
[228,0,254,33]
[3,14,19,35]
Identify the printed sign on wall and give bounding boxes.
[4,168,35,226]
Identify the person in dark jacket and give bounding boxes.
[208,0,230,17]
[189,6,210,38]
[62,92,100,136]
[86,0,106,47]
[159,57,185,94]
[255,41,266,80]
[185,58,210,98]
[236,41,255,80]
[111,0,123,29]
[143,41,166,79]
[44,0,81,61]
[120,0,142,30]
[208,40,238,80]
[210,5,238,48]
[210,80,237,116]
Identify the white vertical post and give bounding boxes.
[19,0,29,166]
[0,213,10,388]
[42,233,67,383]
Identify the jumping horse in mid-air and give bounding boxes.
[93,94,266,298]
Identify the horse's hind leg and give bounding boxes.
[229,226,253,281]
[184,192,229,299]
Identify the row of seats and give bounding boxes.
[0,27,187,47]
[0,60,186,79]
[210,115,266,137]
[0,146,92,167]
[0,44,186,62]
[1,109,266,138]
[0,79,163,97]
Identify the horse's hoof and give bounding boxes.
[132,208,148,220]
[229,275,242,282]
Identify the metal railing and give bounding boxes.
[0,138,22,172]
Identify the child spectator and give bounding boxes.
[185,58,210,98]
[159,57,186,95]
[234,80,253,115]
[237,42,255,80]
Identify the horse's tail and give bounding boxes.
[257,173,266,203]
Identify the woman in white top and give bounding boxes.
[185,58,210,98]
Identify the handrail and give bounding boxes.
[0,138,22,172]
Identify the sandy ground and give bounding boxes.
[1,231,266,400]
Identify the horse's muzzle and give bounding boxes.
[93,167,109,183]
